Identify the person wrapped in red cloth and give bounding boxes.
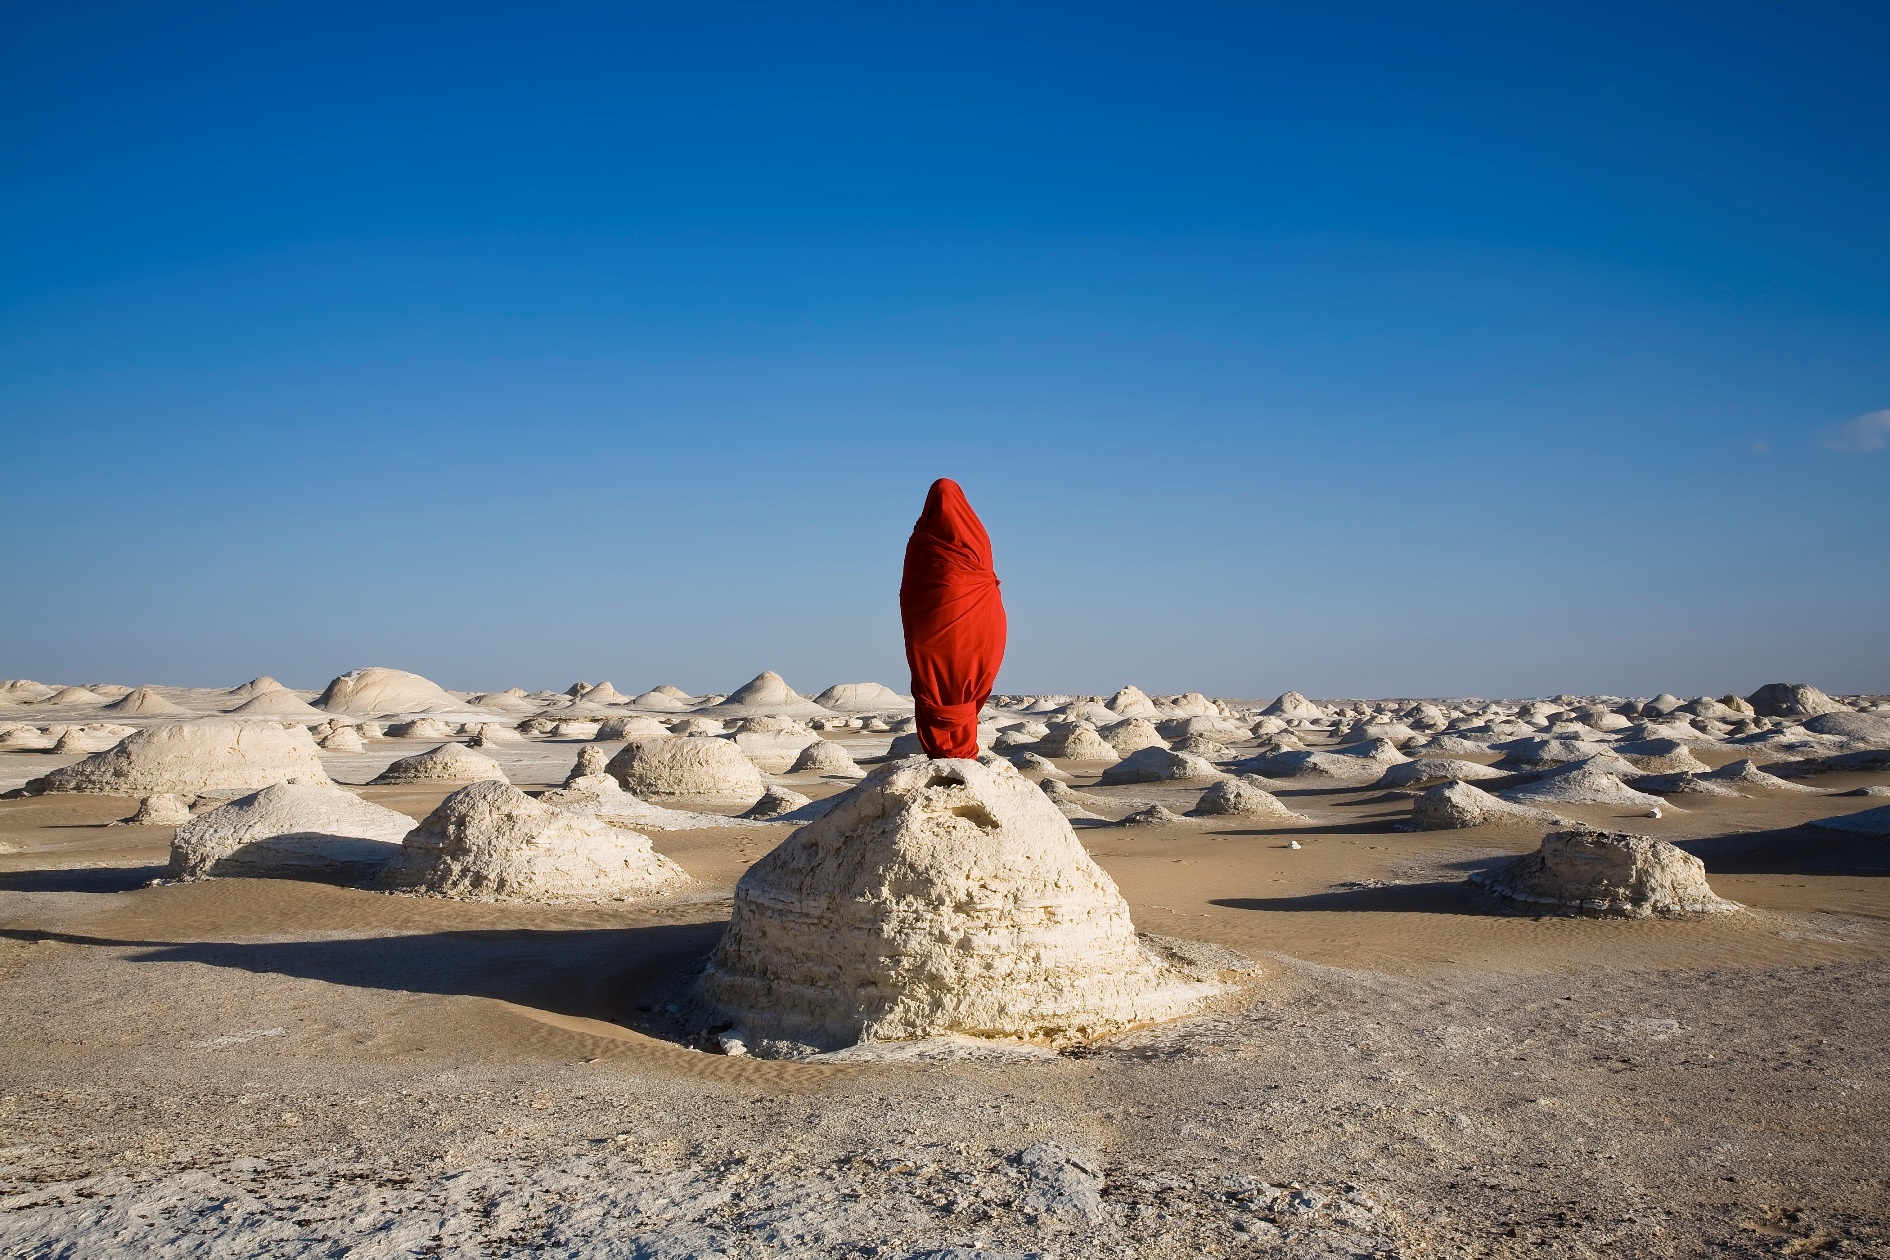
[899,478,1007,760]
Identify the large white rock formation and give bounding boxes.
[696,756,1219,1055]
[316,667,458,715]
[1098,746,1224,786]
[25,720,329,797]
[101,687,188,716]
[369,743,506,785]
[707,671,834,718]
[1470,827,1739,918]
[811,682,914,713]
[1193,777,1306,820]
[168,782,416,881]
[1409,781,1558,830]
[605,736,764,802]
[1745,682,1844,718]
[376,779,689,902]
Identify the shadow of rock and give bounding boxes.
[1209,879,1486,916]
[0,866,165,893]
[1675,826,1890,877]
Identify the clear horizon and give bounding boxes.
[4,2,1885,699]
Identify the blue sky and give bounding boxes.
[2,1,1885,699]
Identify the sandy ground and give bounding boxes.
[1,734,1888,1258]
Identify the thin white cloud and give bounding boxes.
[1822,408,1890,454]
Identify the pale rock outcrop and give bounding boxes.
[168,782,416,881]
[228,690,326,717]
[1612,739,1711,774]
[226,677,288,699]
[316,667,458,715]
[318,726,366,752]
[1247,739,1409,781]
[789,739,866,778]
[1117,803,1187,826]
[605,736,764,802]
[1260,691,1324,720]
[1035,724,1121,762]
[1814,804,1890,836]
[1105,685,1162,719]
[124,794,193,826]
[732,729,822,774]
[1746,682,1845,718]
[369,743,507,785]
[708,671,835,718]
[1492,737,1618,771]
[0,726,52,750]
[668,717,728,737]
[25,720,329,797]
[1099,718,1166,757]
[1470,828,1738,917]
[1376,758,1507,789]
[376,779,689,902]
[1006,751,1069,779]
[1700,758,1818,792]
[1500,762,1668,810]
[53,724,135,754]
[0,680,57,704]
[1099,746,1224,786]
[101,687,188,716]
[40,687,107,706]
[743,785,813,820]
[1801,711,1890,745]
[696,756,1219,1055]
[386,717,456,740]
[628,690,691,711]
[1193,777,1306,820]
[1409,781,1558,830]
[596,716,671,740]
[811,682,914,712]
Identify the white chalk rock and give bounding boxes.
[811,682,914,712]
[385,717,456,740]
[1410,781,1558,830]
[315,667,458,715]
[789,739,866,778]
[369,743,508,785]
[101,687,188,716]
[1377,758,1507,789]
[168,781,415,881]
[1500,761,1668,809]
[227,690,326,717]
[26,719,329,797]
[1470,827,1739,918]
[318,726,366,752]
[707,671,835,717]
[1099,746,1224,786]
[376,779,689,902]
[697,756,1219,1054]
[1036,723,1121,762]
[1193,776,1306,820]
[605,735,764,802]
[125,793,193,826]
[1099,718,1166,757]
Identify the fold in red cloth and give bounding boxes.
[900,478,1007,759]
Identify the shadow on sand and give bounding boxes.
[1675,825,1890,878]
[0,920,728,1026]
[1211,879,1489,916]
[0,866,166,893]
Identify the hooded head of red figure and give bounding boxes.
[899,478,1007,759]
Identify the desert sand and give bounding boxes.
[2,672,1888,1256]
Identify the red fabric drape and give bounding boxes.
[900,478,1007,759]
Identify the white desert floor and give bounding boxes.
[2,721,1889,1257]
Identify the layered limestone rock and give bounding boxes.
[1035,723,1120,762]
[1192,776,1306,820]
[1746,682,1845,719]
[696,756,1219,1056]
[789,738,866,778]
[368,743,507,785]
[811,682,914,713]
[316,667,458,715]
[376,779,690,902]
[227,690,326,717]
[1500,762,1667,810]
[124,793,193,826]
[604,736,764,803]
[168,782,416,881]
[707,671,834,718]
[1098,746,1224,786]
[101,687,188,716]
[1409,781,1558,830]
[1376,758,1507,789]
[25,720,329,797]
[1470,827,1739,918]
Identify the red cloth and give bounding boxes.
[900,478,1007,759]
